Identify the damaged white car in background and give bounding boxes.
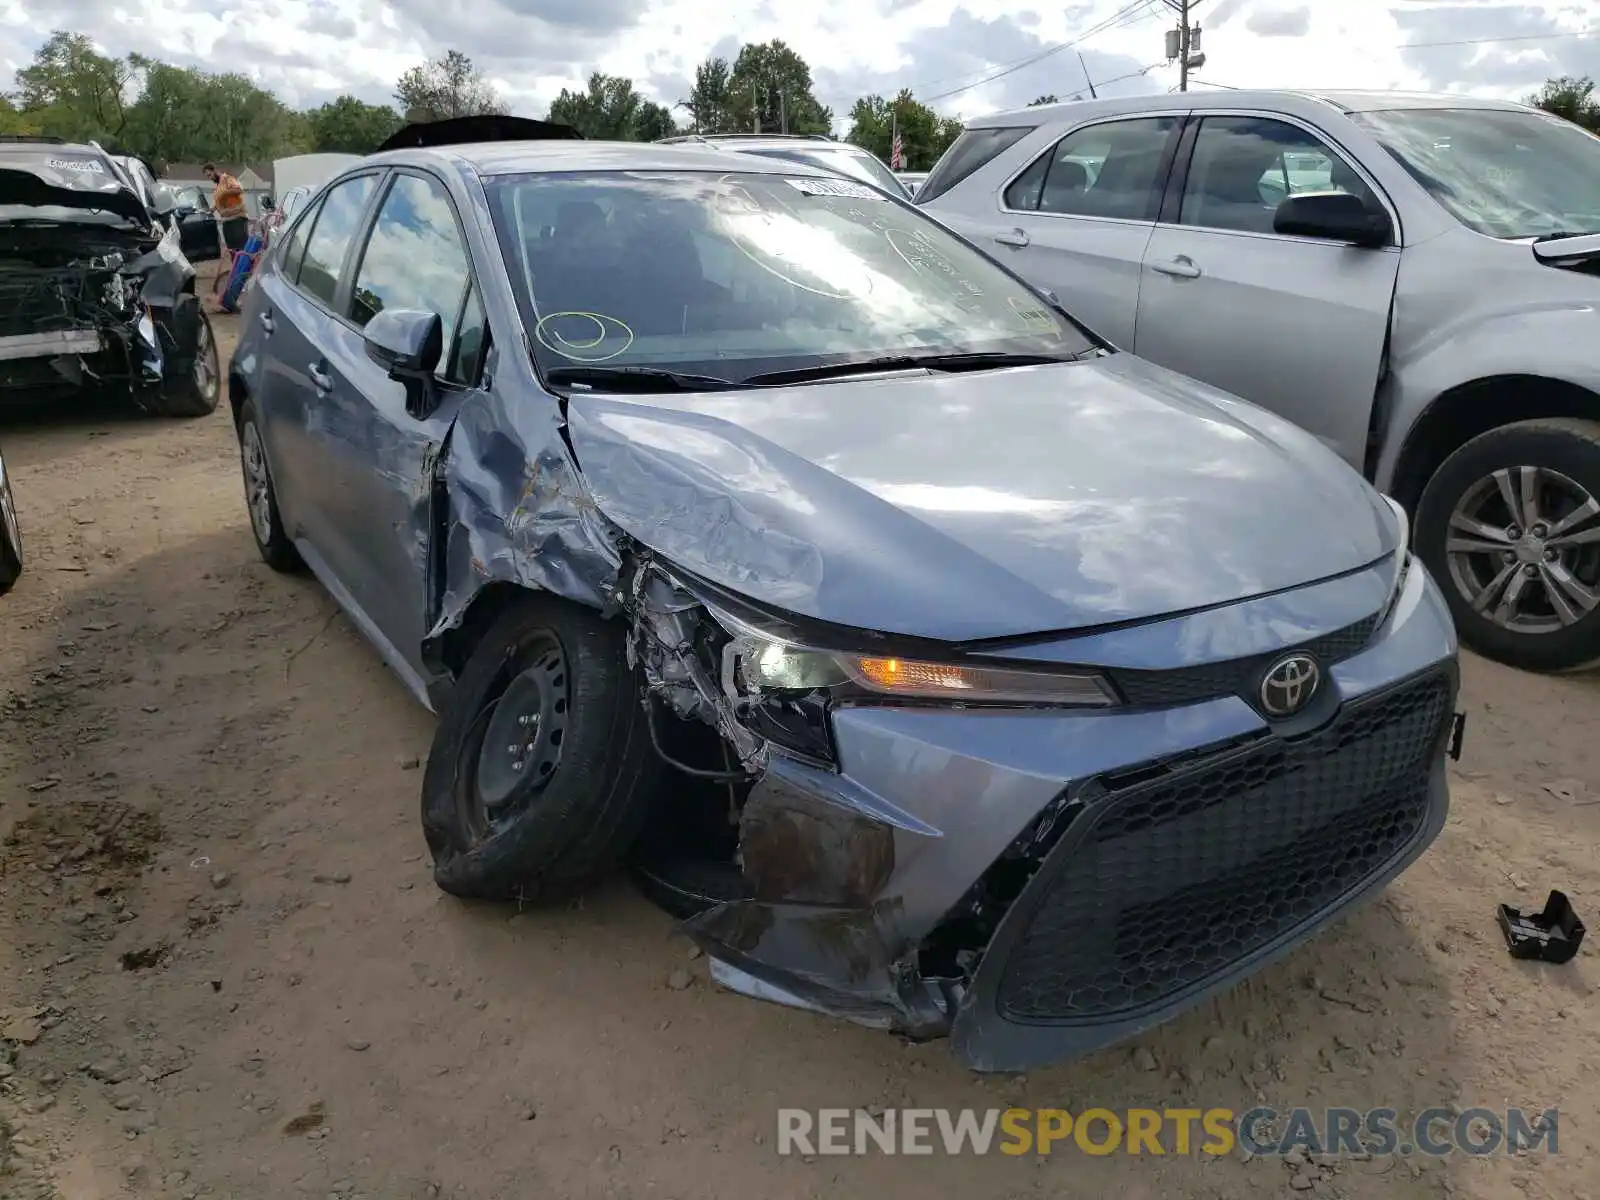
[0,136,219,417]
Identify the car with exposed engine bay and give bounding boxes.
[0,136,220,416]
[228,126,1463,1071]
[916,89,1600,673]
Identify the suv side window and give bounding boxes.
[295,174,377,308]
[1179,115,1381,235]
[348,172,478,382]
[1005,117,1178,221]
[916,126,1035,203]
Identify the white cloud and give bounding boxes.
[4,0,1597,125]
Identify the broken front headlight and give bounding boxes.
[712,608,1117,709]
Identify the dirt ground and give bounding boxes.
[0,311,1597,1200]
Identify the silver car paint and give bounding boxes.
[565,353,1398,642]
[919,89,1600,492]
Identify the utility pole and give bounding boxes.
[752,80,760,132]
[1163,0,1205,91]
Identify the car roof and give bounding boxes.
[361,139,840,179]
[966,88,1536,127]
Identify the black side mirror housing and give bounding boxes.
[1273,191,1392,248]
[363,308,444,418]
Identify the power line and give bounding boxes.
[1399,26,1599,50]
[920,0,1164,104]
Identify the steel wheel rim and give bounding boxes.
[239,421,273,546]
[193,319,217,399]
[1445,464,1600,635]
[469,634,570,834]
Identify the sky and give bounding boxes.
[2,0,1597,128]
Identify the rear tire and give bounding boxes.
[1415,417,1600,672]
[421,595,660,902]
[146,300,221,418]
[235,397,302,572]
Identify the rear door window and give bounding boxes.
[295,173,378,309]
[1004,117,1179,221]
[916,126,1036,203]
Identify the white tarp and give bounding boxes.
[271,153,361,198]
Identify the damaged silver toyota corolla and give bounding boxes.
[0,138,219,416]
[230,132,1463,1071]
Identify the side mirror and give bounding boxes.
[1274,191,1392,248]
[363,308,443,417]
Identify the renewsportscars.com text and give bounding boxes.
[776,1106,1559,1157]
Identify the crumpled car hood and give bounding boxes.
[565,353,1397,642]
[0,151,149,226]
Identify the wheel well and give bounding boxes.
[429,581,541,680]
[1390,376,1600,511]
[227,366,247,427]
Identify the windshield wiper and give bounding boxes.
[544,365,746,393]
[1533,229,1600,243]
[742,350,1096,387]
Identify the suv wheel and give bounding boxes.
[1415,418,1600,672]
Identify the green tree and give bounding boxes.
[14,30,136,142]
[684,57,733,133]
[726,41,832,134]
[1029,94,1059,106]
[395,50,505,122]
[1527,75,1600,132]
[308,95,403,153]
[123,58,209,163]
[123,61,308,163]
[845,90,960,171]
[546,72,676,140]
[0,96,43,136]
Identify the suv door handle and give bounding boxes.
[1152,255,1202,279]
[308,363,332,392]
[258,310,274,334]
[993,228,1030,247]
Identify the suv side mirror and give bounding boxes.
[1274,191,1392,248]
[363,308,444,418]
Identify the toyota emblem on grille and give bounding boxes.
[1260,654,1320,717]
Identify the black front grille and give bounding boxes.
[1108,612,1381,708]
[996,669,1452,1022]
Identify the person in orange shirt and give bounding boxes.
[203,163,249,254]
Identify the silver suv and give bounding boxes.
[918,90,1600,673]
[658,133,910,198]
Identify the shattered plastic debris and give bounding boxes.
[1497,890,1586,963]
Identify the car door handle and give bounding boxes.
[308,363,332,392]
[258,310,274,334]
[1152,255,1202,279]
[993,228,1030,247]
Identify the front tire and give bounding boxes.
[146,299,221,417]
[236,397,301,572]
[421,595,660,901]
[1415,418,1600,672]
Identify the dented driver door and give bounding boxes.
[311,170,490,691]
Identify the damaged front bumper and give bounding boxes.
[0,224,195,400]
[654,555,1459,1071]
